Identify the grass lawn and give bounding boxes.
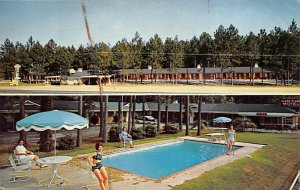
[1,131,299,189]
[173,132,300,190]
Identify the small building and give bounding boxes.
[44,68,112,85]
[22,71,47,83]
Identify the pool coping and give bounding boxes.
[99,136,265,187]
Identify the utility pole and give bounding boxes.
[185,96,190,136]
[103,95,108,143]
[76,96,83,147]
[197,96,202,136]
[81,0,95,46]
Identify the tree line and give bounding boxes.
[0,20,299,84]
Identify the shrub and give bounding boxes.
[130,128,145,140]
[163,124,179,134]
[90,114,98,126]
[192,119,209,130]
[145,124,157,137]
[108,126,121,142]
[39,131,55,152]
[0,115,10,132]
[57,135,75,150]
[232,117,257,132]
[113,113,120,123]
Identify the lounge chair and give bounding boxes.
[8,154,32,183]
[13,150,34,168]
[119,133,126,147]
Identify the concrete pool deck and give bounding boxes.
[160,137,265,187]
[0,137,265,190]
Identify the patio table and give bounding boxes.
[38,156,72,189]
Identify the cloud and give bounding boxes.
[297,0,300,5]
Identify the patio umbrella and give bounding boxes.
[213,116,232,123]
[16,110,89,156]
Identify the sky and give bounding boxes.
[0,0,299,47]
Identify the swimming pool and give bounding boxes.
[102,140,239,179]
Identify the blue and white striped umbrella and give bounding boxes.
[213,117,232,123]
[16,110,88,131]
[16,110,88,156]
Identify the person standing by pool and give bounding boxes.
[87,142,108,190]
[121,127,134,148]
[226,125,236,155]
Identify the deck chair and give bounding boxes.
[80,161,99,190]
[13,150,22,164]
[13,150,34,168]
[119,133,126,147]
[8,154,31,183]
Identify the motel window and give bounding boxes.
[286,118,293,125]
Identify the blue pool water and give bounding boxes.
[102,140,239,179]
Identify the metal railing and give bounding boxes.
[289,170,300,190]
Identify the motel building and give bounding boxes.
[0,99,298,133]
[123,65,273,83]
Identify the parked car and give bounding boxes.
[136,116,157,124]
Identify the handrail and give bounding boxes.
[289,170,300,190]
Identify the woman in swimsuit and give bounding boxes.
[87,142,108,190]
[226,125,236,155]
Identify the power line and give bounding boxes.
[79,51,300,58]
